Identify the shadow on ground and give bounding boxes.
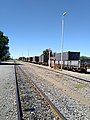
[85,71,90,74]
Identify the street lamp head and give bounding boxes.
[63,12,67,16]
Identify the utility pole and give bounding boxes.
[61,12,67,71]
[48,48,51,67]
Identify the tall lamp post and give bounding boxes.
[61,12,67,71]
[48,48,51,67]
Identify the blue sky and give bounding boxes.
[0,0,90,58]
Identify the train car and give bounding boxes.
[26,57,29,62]
[32,56,39,64]
[62,51,80,70]
[62,51,80,61]
[79,60,87,72]
[39,54,43,64]
[55,53,61,64]
[54,51,87,72]
[63,60,80,70]
[23,57,26,62]
[27,57,33,62]
[39,54,48,66]
[18,57,26,61]
[30,57,33,62]
[27,57,30,62]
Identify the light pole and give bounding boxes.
[48,48,51,67]
[61,12,67,71]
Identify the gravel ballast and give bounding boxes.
[16,66,57,120]
[18,62,90,120]
[0,65,18,120]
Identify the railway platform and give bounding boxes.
[0,63,18,120]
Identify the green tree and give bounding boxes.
[80,56,90,60]
[43,49,52,58]
[0,31,10,61]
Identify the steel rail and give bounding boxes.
[14,62,23,120]
[29,63,90,83]
[17,65,67,120]
[51,69,90,83]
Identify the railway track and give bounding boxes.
[29,63,90,83]
[56,71,90,83]
[14,64,23,120]
[14,63,66,120]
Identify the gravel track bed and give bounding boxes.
[16,66,59,120]
[0,65,18,120]
[29,63,90,82]
[19,63,90,120]
[23,64,90,101]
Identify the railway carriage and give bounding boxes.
[32,56,39,64]
[39,54,48,66]
[54,51,87,72]
[19,51,88,72]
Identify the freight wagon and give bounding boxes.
[54,51,87,72]
[28,57,33,62]
[55,51,80,61]
[62,51,80,70]
[39,54,44,64]
[39,54,48,66]
[80,59,90,68]
[32,56,39,64]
